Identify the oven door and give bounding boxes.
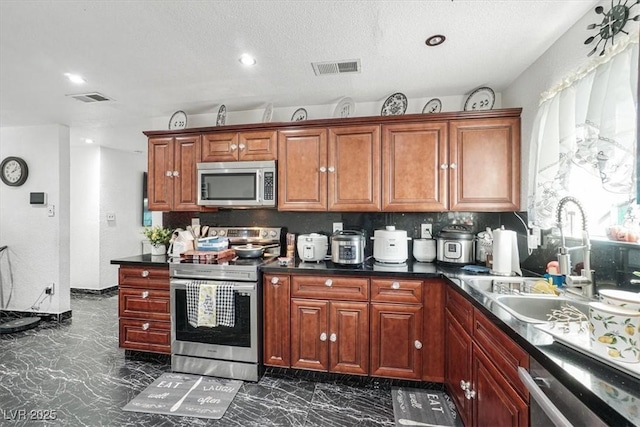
[170,278,258,363]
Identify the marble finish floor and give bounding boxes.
[0,293,443,426]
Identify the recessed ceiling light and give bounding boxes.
[65,73,86,84]
[239,54,256,66]
[84,138,94,144]
[425,34,446,47]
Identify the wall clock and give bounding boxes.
[1,156,29,186]
[584,0,639,57]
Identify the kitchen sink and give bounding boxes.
[493,294,590,324]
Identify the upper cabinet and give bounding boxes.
[201,130,277,162]
[148,135,201,211]
[278,125,380,211]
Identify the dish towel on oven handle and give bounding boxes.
[186,281,205,328]
[216,283,235,327]
[197,283,218,327]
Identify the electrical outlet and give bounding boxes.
[106,212,116,221]
[333,222,343,233]
[527,226,541,249]
[47,205,55,217]
[420,224,433,239]
[191,218,200,227]
[45,283,55,296]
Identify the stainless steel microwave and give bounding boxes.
[197,160,276,208]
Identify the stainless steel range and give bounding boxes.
[169,226,283,382]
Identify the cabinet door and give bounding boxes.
[422,280,444,382]
[173,135,201,211]
[328,125,380,211]
[201,132,239,162]
[329,302,369,375]
[278,128,328,211]
[445,310,473,426]
[473,344,529,427]
[291,299,329,371]
[239,130,277,161]
[148,137,174,211]
[449,118,520,211]
[370,303,423,380]
[381,122,448,211]
[263,275,291,367]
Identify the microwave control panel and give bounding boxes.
[264,171,274,201]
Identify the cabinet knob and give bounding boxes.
[464,389,476,400]
[414,340,423,349]
[239,143,246,151]
[440,163,448,169]
[460,380,470,391]
[165,171,173,177]
[391,281,400,290]
[320,332,327,342]
[231,144,238,151]
[141,270,149,278]
[329,333,337,342]
[141,291,149,299]
[172,170,179,177]
[142,323,150,331]
[328,166,335,173]
[270,277,279,284]
[319,166,327,173]
[325,279,333,287]
[450,162,457,169]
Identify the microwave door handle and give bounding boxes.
[202,181,209,200]
[256,170,262,203]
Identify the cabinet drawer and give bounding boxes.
[445,285,473,333]
[371,279,422,304]
[291,276,369,301]
[119,266,169,290]
[118,288,170,321]
[118,319,171,354]
[473,308,529,399]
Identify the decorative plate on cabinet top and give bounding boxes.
[422,98,442,114]
[216,105,227,126]
[262,103,274,123]
[168,110,187,130]
[291,108,307,121]
[333,97,355,118]
[380,92,408,116]
[464,87,495,111]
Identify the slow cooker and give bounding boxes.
[436,225,475,265]
[331,230,365,265]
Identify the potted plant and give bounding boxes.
[142,226,173,255]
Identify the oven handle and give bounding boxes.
[170,279,256,292]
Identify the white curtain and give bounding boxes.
[528,31,639,232]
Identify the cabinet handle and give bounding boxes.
[165,171,173,177]
[328,166,335,172]
[464,389,476,400]
[141,291,149,299]
[450,163,457,169]
[320,332,327,342]
[391,281,400,290]
[440,163,448,169]
[141,270,149,278]
[460,380,470,391]
[172,170,179,177]
[270,277,279,284]
[319,166,327,173]
[239,143,246,151]
[414,340,423,349]
[329,333,337,342]
[325,279,333,287]
[142,323,150,331]
[518,367,572,427]
[231,144,238,151]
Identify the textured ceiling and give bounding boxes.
[0,0,598,135]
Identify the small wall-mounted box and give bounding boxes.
[30,192,47,205]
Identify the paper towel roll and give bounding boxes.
[491,229,522,276]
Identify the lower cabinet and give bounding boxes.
[117,265,171,354]
[445,286,529,427]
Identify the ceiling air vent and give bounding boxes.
[312,59,361,76]
[67,92,113,103]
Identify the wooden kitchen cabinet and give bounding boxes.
[263,274,291,367]
[117,265,171,354]
[148,135,201,211]
[444,285,529,426]
[449,117,520,211]
[201,130,277,162]
[278,125,380,211]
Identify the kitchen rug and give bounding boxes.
[391,387,463,427]
[123,372,242,420]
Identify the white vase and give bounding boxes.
[151,243,166,256]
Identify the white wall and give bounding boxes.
[0,125,70,315]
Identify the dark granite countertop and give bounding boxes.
[112,255,640,425]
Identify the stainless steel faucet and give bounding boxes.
[556,196,594,298]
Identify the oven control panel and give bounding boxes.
[208,227,282,243]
